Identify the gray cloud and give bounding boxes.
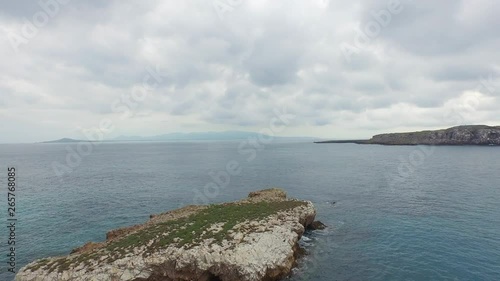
[0,0,499,143]
[430,63,497,82]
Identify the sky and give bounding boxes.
[0,0,499,143]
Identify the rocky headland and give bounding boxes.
[16,188,322,281]
[315,125,500,146]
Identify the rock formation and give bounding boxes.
[315,125,500,145]
[16,188,320,281]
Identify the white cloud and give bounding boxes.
[0,0,499,143]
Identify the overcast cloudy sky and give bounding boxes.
[1,0,499,143]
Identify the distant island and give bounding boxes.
[41,138,88,143]
[112,131,315,142]
[315,125,500,146]
[42,131,316,143]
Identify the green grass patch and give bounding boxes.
[28,200,307,272]
[107,200,307,252]
[25,258,50,272]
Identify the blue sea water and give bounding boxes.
[0,141,499,280]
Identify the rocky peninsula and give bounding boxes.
[16,188,322,281]
[315,125,500,146]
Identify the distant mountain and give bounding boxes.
[112,131,315,142]
[42,131,316,144]
[315,125,500,146]
[41,138,87,143]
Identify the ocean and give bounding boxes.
[1,141,499,280]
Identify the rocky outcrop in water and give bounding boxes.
[16,188,319,281]
[315,125,500,145]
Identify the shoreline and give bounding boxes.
[315,125,500,146]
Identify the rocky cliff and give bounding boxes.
[315,125,500,145]
[16,188,319,281]
[369,125,500,145]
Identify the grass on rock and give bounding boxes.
[108,200,307,250]
[27,200,307,273]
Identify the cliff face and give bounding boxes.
[368,125,500,145]
[16,189,318,281]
